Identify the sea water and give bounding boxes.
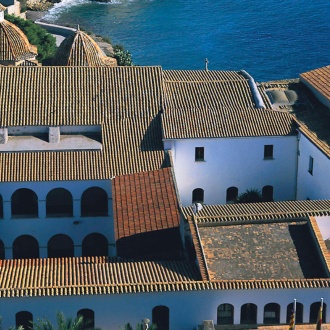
[42,0,330,81]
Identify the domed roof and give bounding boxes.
[0,19,38,62]
[53,29,116,67]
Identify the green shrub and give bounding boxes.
[113,44,133,66]
[237,188,262,203]
[5,14,57,62]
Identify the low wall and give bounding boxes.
[35,21,75,37]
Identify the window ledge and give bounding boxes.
[195,160,206,162]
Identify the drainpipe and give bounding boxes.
[239,70,266,109]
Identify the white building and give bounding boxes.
[0,23,330,330]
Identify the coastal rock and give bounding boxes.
[26,0,56,11]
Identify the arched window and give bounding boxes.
[192,188,204,204]
[0,194,3,218]
[262,185,273,202]
[226,187,238,203]
[81,187,108,217]
[48,234,74,258]
[264,303,280,324]
[11,188,38,218]
[13,235,39,259]
[310,302,327,323]
[287,302,303,324]
[0,239,4,260]
[46,188,73,217]
[217,304,234,325]
[152,306,169,330]
[82,233,108,257]
[77,309,95,330]
[241,303,257,325]
[16,311,33,330]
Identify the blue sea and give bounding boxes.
[42,0,330,81]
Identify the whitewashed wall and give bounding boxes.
[0,180,116,258]
[165,136,298,206]
[297,133,330,200]
[0,287,328,330]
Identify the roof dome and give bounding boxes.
[53,29,116,67]
[0,18,38,62]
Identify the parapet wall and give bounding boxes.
[35,21,75,37]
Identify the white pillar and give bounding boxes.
[3,200,11,220]
[73,199,80,218]
[39,199,46,218]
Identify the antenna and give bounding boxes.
[205,58,209,71]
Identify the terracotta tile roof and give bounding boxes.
[0,66,168,181]
[0,256,329,298]
[300,65,330,101]
[198,220,327,280]
[0,117,168,182]
[0,20,37,61]
[113,168,180,240]
[181,200,330,224]
[0,257,201,297]
[0,66,162,126]
[52,30,116,67]
[259,79,330,158]
[162,70,296,139]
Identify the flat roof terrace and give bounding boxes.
[198,220,327,281]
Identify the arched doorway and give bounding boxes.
[241,303,257,324]
[81,187,108,217]
[82,233,108,257]
[77,309,95,330]
[46,188,73,217]
[262,185,274,202]
[11,188,38,218]
[310,302,327,323]
[48,234,74,258]
[0,239,4,259]
[192,188,204,204]
[264,303,280,324]
[0,194,3,218]
[226,187,238,203]
[13,235,39,259]
[16,311,33,330]
[287,302,303,324]
[217,303,234,325]
[152,306,169,330]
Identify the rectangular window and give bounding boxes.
[195,147,204,161]
[308,156,314,175]
[264,145,274,159]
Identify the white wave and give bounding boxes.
[42,0,91,22]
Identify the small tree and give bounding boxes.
[4,14,57,62]
[113,44,133,66]
[33,312,83,330]
[237,189,262,203]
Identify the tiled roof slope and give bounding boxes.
[162,70,296,139]
[113,167,180,240]
[259,79,330,158]
[300,66,330,101]
[0,117,168,182]
[0,256,329,298]
[0,66,162,126]
[198,221,327,280]
[0,20,37,61]
[52,30,116,67]
[181,200,330,223]
[0,257,201,297]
